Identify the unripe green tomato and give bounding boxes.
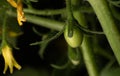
[64,26,83,48]
[68,46,80,65]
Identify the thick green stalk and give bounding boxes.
[81,37,99,76]
[26,15,64,31]
[65,0,73,21]
[7,10,64,31]
[72,0,99,76]
[24,8,65,16]
[72,1,99,76]
[88,0,120,64]
[65,0,74,37]
[24,7,93,16]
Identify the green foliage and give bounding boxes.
[101,67,120,76]
[0,0,120,76]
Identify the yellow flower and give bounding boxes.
[7,0,26,26]
[17,0,26,26]
[2,45,21,74]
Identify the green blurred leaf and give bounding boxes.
[8,66,49,76]
[0,0,8,7]
[6,16,23,49]
[101,67,120,76]
[29,0,38,2]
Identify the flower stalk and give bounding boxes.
[1,12,21,74]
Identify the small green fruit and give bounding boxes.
[68,47,80,65]
[64,26,83,48]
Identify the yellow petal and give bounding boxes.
[12,58,22,70]
[17,0,26,26]
[2,45,21,74]
[7,0,17,8]
[3,62,8,74]
[9,63,14,74]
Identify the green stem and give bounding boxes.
[81,37,99,76]
[2,13,7,44]
[94,46,113,60]
[109,4,120,21]
[26,14,64,31]
[65,0,74,37]
[7,10,64,31]
[24,7,93,16]
[24,8,65,16]
[76,10,99,76]
[108,0,120,7]
[65,0,73,21]
[88,0,120,64]
[0,12,8,54]
[72,0,99,76]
